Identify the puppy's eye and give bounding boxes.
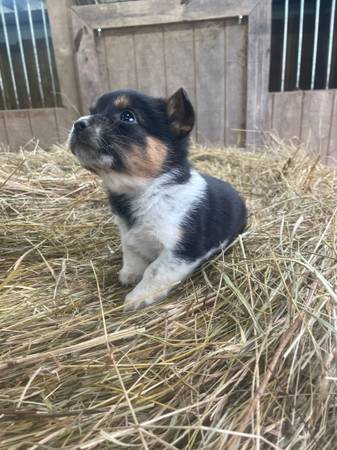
[120,110,136,123]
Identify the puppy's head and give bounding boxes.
[69,89,194,188]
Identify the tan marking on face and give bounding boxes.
[114,95,129,108]
[126,137,168,178]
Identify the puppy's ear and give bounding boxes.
[166,88,195,137]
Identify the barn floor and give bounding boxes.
[0,143,336,449]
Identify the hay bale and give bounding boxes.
[0,143,336,449]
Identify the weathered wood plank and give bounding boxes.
[272,91,303,142]
[266,93,274,132]
[134,25,166,97]
[3,111,33,150]
[163,22,196,140]
[0,112,9,147]
[224,19,247,147]
[327,90,337,166]
[104,29,138,91]
[246,0,272,146]
[194,21,225,145]
[29,109,59,149]
[96,34,109,92]
[46,0,80,124]
[55,107,72,144]
[71,10,103,113]
[72,0,260,30]
[301,90,334,161]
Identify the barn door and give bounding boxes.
[70,0,271,146]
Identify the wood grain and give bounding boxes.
[301,90,334,162]
[246,0,272,146]
[272,91,303,142]
[3,111,33,150]
[71,10,103,114]
[29,109,59,148]
[163,23,196,139]
[133,25,166,97]
[0,112,9,147]
[72,0,259,30]
[104,29,138,91]
[224,19,247,146]
[194,21,225,145]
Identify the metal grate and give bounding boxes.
[270,0,337,91]
[0,0,61,110]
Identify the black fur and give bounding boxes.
[108,193,136,227]
[175,174,247,261]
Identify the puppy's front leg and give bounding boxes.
[119,242,149,286]
[124,250,196,311]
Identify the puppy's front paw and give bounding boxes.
[118,269,143,287]
[123,289,167,312]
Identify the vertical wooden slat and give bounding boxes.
[327,90,337,165]
[163,23,196,140]
[0,112,9,147]
[71,10,103,114]
[4,111,33,150]
[224,18,247,147]
[29,109,59,149]
[272,91,303,142]
[134,25,166,97]
[194,20,225,145]
[301,90,334,161]
[246,0,272,146]
[104,30,138,91]
[96,34,109,92]
[266,93,274,132]
[46,0,80,122]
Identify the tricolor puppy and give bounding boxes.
[69,89,247,311]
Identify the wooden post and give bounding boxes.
[46,0,81,140]
[246,0,272,147]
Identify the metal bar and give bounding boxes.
[27,0,45,106]
[40,0,57,106]
[0,0,19,108]
[13,0,32,107]
[311,0,321,90]
[326,0,336,88]
[296,0,305,89]
[281,0,289,92]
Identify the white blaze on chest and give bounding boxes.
[128,169,207,250]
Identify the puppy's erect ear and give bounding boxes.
[166,88,195,137]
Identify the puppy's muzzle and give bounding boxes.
[73,119,89,133]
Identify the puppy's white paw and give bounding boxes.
[118,269,143,287]
[123,289,167,312]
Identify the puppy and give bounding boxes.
[69,88,247,311]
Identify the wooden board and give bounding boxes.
[246,0,272,146]
[272,91,303,142]
[133,25,166,97]
[163,22,196,139]
[104,29,138,91]
[0,112,9,147]
[301,90,334,161]
[194,20,225,145]
[3,111,33,150]
[29,109,59,149]
[327,90,337,166]
[71,0,260,30]
[71,10,103,113]
[46,0,80,124]
[224,19,247,146]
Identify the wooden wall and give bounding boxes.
[268,90,337,165]
[96,19,247,146]
[0,108,69,150]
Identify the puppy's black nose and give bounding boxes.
[74,119,88,133]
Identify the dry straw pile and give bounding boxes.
[0,142,336,449]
